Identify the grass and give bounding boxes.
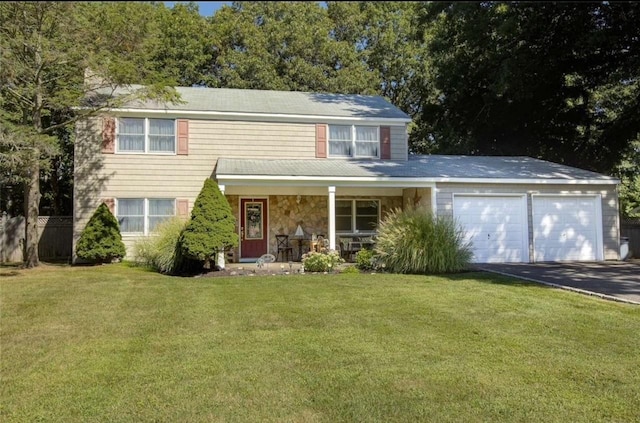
[1,264,639,422]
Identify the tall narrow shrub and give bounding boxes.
[375,207,471,274]
[179,179,238,266]
[76,202,126,263]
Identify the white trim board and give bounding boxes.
[216,175,618,186]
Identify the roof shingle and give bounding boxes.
[216,155,618,182]
[108,86,411,120]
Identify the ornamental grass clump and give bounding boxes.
[75,202,126,264]
[133,217,188,274]
[302,250,344,272]
[375,207,471,274]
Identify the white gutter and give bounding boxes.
[106,108,413,124]
[215,174,619,186]
[215,176,435,188]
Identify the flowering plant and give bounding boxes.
[301,250,344,272]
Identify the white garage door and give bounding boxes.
[532,196,602,262]
[453,195,528,263]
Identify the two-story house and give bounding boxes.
[73,86,620,264]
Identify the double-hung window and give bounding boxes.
[117,118,176,154]
[329,125,379,158]
[335,199,380,234]
[117,198,176,234]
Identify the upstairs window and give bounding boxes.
[117,118,176,154]
[329,125,379,158]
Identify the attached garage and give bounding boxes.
[428,156,619,263]
[532,195,603,262]
[453,195,529,263]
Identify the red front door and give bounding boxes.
[240,198,268,259]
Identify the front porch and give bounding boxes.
[214,157,437,264]
[221,188,434,263]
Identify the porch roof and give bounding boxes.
[215,155,618,184]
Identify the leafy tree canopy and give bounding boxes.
[0,1,181,267]
[414,2,640,177]
[209,1,378,93]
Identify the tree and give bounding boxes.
[75,202,126,264]
[208,1,377,93]
[327,2,426,117]
[0,2,179,267]
[616,140,640,218]
[179,179,238,269]
[414,2,640,176]
[150,2,215,87]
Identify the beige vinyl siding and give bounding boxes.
[74,115,410,259]
[390,125,408,160]
[74,117,403,259]
[190,120,316,158]
[435,183,619,260]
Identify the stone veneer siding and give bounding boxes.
[225,194,403,261]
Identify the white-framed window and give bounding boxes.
[116,198,176,234]
[116,118,176,154]
[117,198,145,233]
[328,125,379,158]
[335,199,380,233]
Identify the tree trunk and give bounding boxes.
[50,156,62,215]
[217,250,226,270]
[24,158,41,268]
[25,28,44,268]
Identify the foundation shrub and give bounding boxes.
[375,207,472,274]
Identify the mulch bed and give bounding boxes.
[198,264,309,278]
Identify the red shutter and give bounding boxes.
[177,199,189,217]
[316,124,327,158]
[102,117,115,154]
[380,126,391,159]
[177,119,189,155]
[102,198,115,214]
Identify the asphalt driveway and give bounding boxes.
[477,261,640,305]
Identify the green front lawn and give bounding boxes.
[1,264,639,422]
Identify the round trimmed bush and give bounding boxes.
[302,250,344,272]
[355,248,377,271]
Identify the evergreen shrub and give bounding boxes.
[76,202,126,263]
[179,179,238,266]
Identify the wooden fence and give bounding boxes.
[0,214,73,263]
[620,218,640,259]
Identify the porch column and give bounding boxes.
[328,185,336,250]
[217,183,226,269]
